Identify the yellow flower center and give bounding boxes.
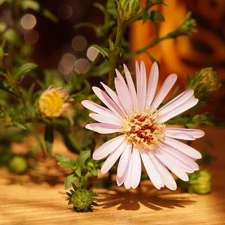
[39,90,64,117]
[124,110,165,150]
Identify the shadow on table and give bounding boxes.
[97,184,196,211]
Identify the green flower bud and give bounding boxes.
[168,12,197,38]
[187,169,212,194]
[67,183,98,212]
[117,0,140,21]
[9,156,28,174]
[186,67,221,100]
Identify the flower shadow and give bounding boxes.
[97,183,196,211]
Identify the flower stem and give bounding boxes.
[107,19,127,87]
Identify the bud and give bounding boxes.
[67,183,98,212]
[186,67,221,100]
[36,85,71,117]
[9,156,28,174]
[187,169,212,194]
[117,0,140,21]
[168,12,197,38]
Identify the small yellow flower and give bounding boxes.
[38,85,70,117]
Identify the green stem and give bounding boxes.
[107,19,127,87]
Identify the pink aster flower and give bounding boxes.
[81,61,204,190]
[38,85,70,117]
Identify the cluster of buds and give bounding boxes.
[117,0,140,22]
[186,67,221,101]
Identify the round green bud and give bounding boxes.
[9,156,28,174]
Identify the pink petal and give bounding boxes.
[159,89,194,116]
[82,100,113,115]
[117,143,132,177]
[115,71,133,114]
[89,113,123,126]
[146,62,159,107]
[92,86,124,116]
[140,149,164,189]
[124,158,133,189]
[101,143,125,174]
[150,153,177,190]
[158,97,198,123]
[151,74,177,110]
[123,64,138,109]
[93,135,125,160]
[161,142,199,171]
[155,150,189,181]
[165,128,205,140]
[130,148,142,188]
[136,61,147,111]
[163,137,202,159]
[85,123,122,134]
[160,145,198,173]
[100,82,125,116]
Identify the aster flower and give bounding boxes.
[37,85,70,117]
[81,61,204,190]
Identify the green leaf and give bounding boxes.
[149,10,165,22]
[14,63,38,81]
[65,173,76,189]
[12,121,27,130]
[77,150,91,167]
[92,45,109,58]
[44,124,54,156]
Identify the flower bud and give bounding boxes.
[186,67,221,100]
[36,85,71,117]
[67,184,98,212]
[9,156,28,174]
[117,0,140,21]
[187,169,212,194]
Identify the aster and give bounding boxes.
[37,85,70,117]
[81,61,204,190]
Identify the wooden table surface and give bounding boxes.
[0,126,225,225]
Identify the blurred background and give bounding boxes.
[0,0,224,121]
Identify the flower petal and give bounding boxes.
[117,142,132,177]
[155,149,189,181]
[158,97,198,123]
[151,73,177,110]
[115,70,133,114]
[165,128,205,140]
[89,113,123,126]
[136,61,147,111]
[150,153,177,190]
[140,149,164,189]
[123,64,138,110]
[86,123,122,134]
[146,62,159,107]
[159,89,194,116]
[101,142,125,174]
[160,145,198,173]
[93,86,124,116]
[130,148,142,188]
[162,137,202,159]
[93,135,125,160]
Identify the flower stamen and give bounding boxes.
[124,110,165,149]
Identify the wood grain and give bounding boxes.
[0,126,225,225]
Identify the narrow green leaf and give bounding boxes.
[44,124,54,156]
[92,45,108,58]
[14,63,37,81]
